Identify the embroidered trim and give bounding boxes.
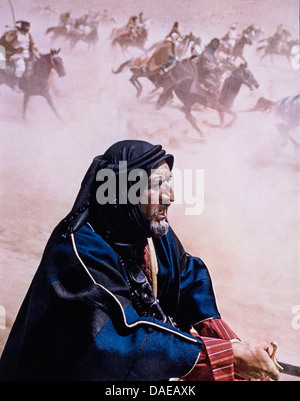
[147,237,158,297]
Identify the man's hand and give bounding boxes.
[232,340,281,381]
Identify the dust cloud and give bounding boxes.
[0,0,299,380]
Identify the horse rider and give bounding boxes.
[190,37,203,59]
[273,24,290,52]
[137,12,144,27]
[151,21,183,74]
[190,38,227,102]
[264,24,290,54]
[0,20,39,92]
[101,9,117,25]
[222,24,238,51]
[73,13,93,36]
[126,15,139,42]
[136,12,147,36]
[59,11,74,33]
[100,9,110,24]
[165,21,183,42]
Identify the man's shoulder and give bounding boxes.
[73,224,110,248]
[71,224,120,265]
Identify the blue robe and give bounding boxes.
[0,222,220,381]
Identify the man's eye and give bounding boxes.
[150,175,172,188]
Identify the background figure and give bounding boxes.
[0,20,38,91]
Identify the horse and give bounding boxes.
[257,39,298,64]
[111,27,148,53]
[45,26,70,42]
[0,49,66,120]
[157,62,259,134]
[231,33,253,63]
[218,33,252,63]
[46,25,99,52]
[112,56,152,97]
[112,36,200,98]
[249,95,300,148]
[112,54,183,98]
[68,26,99,52]
[244,25,265,42]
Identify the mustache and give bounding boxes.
[154,204,170,214]
[149,219,169,238]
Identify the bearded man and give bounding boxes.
[0,140,280,381]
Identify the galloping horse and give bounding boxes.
[218,33,252,63]
[46,26,99,52]
[68,26,99,52]
[0,49,66,120]
[249,95,300,148]
[45,26,70,42]
[231,33,253,63]
[112,54,181,98]
[112,32,200,97]
[111,27,148,53]
[112,56,151,97]
[158,62,259,134]
[257,39,298,64]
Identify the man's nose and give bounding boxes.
[169,185,175,203]
[161,182,175,204]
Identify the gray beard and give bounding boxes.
[149,219,169,239]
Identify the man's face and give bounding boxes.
[212,39,220,50]
[21,26,30,34]
[140,162,174,237]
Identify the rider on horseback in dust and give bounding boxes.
[59,11,74,34]
[145,21,183,76]
[136,12,148,40]
[0,20,39,92]
[125,12,149,43]
[74,12,96,37]
[190,37,229,104]
[221,24,238,53]
[58,10,99,38]
[125,15,139,42]
[262,24,291,54]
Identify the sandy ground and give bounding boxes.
[0,0,299,380]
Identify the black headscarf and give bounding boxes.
[63,140,174,263]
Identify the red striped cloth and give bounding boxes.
[182,319,241,381]
[141,245,241,381]
[194,318,240,341]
